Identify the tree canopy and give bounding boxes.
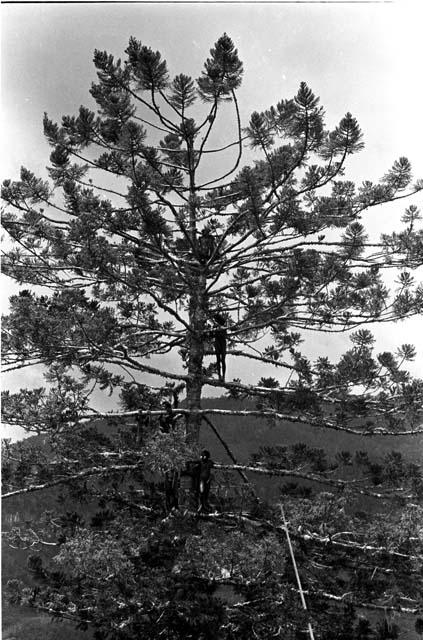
[2,33,423,639]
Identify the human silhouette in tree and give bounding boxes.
[194,449,214,513]
[197,228,216,263]
[159,400,176,434]
[213,313,227,381]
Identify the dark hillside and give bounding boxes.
[3,395,422,530]
[197,397,423,506]
[199,397,423,464]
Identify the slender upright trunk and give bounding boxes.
[178,152,206,509]
[184,133,206,445]
[185,270,207,443]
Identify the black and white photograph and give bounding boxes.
[2,2,423,638]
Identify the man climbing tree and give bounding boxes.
[212,313,228,382]
[2,33,423,639]
[197,227,217,264]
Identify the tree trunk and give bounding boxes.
[184,160,206,445]
[185,270,207,444]
[180,268,207,512]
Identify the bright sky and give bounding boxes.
[2,2,423,440]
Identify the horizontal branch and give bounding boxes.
[1,463,148,501]
[225,584,420,616]
[199,408,423,437]
[37,407,423,438]
[297,529,423,563]
[302,587,420,615]
[200,511,423,567]
[214,463,416,500]
[226,349,301,372]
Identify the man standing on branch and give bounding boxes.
[194,449,214,513]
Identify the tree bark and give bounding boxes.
[185,152,206,444]
[185,269,207,444]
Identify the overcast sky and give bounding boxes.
[2,1,423,439]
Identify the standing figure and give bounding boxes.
[213,313,227,382]
[159,400,176,434]
[198,228,216,263]
[194,449,214,513]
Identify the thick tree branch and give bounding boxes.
[214,463,417,500]
[2,463,143,500]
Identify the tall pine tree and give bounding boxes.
[2,34,423,638]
